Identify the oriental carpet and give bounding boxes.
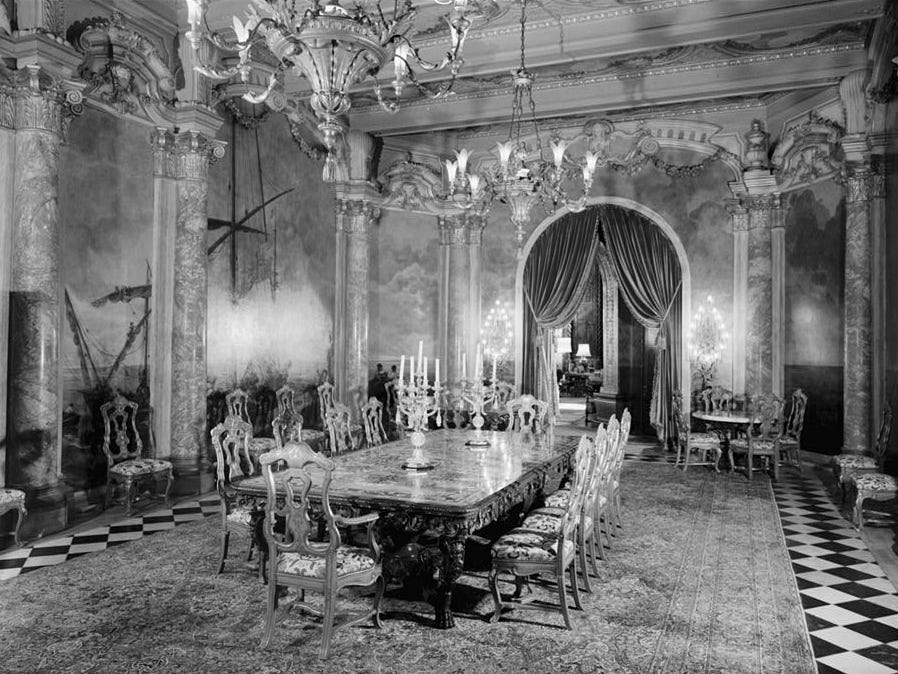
[0,462,815,673]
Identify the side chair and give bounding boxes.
[728,393,784,481]
[0,488,27,547]
[258,442,384,659]
[488,434,592,629]
[507,394,549,434]
[360,396,389,446]
[210,416,260,578]
[100,392,173,515]
[844,404,895,531]
[325,402,356,455]
[777,388,808,472]
[227,387,277,457]
[833,403,892,501]
[672,392,722,472]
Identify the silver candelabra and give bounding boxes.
[395,346,442,471]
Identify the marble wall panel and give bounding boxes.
[369,208,440,374]
[205,115,335,396]
[783,182,844,453]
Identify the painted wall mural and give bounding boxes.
[205,112,335,428]
[369,208,440,374]
[784,181,845,454]
[59,107,154,490]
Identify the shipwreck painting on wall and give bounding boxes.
[205,113,336,430]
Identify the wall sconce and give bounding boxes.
[689,295,728,388]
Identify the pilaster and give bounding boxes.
[466,213,487,374]
[729,204,749,397]
[438,212,471,385]
[1,62,83,537]
[334,187,380,411]
[150,128,225,486]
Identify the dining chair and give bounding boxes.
[257,442,384,659]
[507,394,549,434]
[273,384,328,451]
[228,387,277,457]
[360,396,389,446]
[488,382,516,430]
[777,388,808,472]
[317,381,337,428]
[608,408,631,536]
[672,392,722,471]
[520,424,615,592]
[210,416,260,578]
[488,434,592,629]
[700,385,733,414]
[728,393,784,481]
[843,403,895,530]
[324,402,356,455]
[100,392,173,515]
[833,403,892,501]
[0,488,27,548]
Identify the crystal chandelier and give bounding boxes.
[689,295,728,387]
[185,0,473,180]
[481,300,513,364]
[443,0,598,252]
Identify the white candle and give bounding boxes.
[410,356,415,385]
[418,340,423,368]
[492,356,497,383]
[399,355,405,384]
[435,358,440,386]
[423,357,428,382]
[462,353,467,381]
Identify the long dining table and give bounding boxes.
[233,428,580,629]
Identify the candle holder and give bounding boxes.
[395,356,442,471]
[461,376,495,448]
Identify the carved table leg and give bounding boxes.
[434,533,467,629]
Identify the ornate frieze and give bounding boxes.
[381,154,443,214]
[0,65,83,138]
[67,11,176,118]
[740,193,781,219]
[150,129,225,180]
[772,113,844,192]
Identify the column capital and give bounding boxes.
[437,213,468,245]
[740,193,781,216]
[0,64,84,137]
[870,163,886,199]
[150,128,226,180]
[335,198,380,231]
[845,166,873,204]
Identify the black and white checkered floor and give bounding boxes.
[3,452,898,673]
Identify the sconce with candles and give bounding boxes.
[689,295,728,388]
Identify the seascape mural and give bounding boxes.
[205,112,335,429]
[784,181,844,454]
[58,108,155,491]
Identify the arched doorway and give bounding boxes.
[513,198,691,436]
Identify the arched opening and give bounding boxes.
[514,198,691,439]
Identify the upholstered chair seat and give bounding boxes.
[833,455,878,470]
[109,458,172,477]
[225,507,254,527]
[491,529,576,562]
[277,546,378,579]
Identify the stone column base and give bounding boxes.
[586,391,629,427]
[17,483,71,542]
[169,456,215,499]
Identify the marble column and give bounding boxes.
[869,150,886,448]
[335,197,379,409]
[439,213,470,384]
[842,155,873,454]
[4,66,83,534]
[151,129,225,480]
[743,194,779,396]
[466,213,487,370]
[597,246,619,396]
[0,107,14,488]
[729,205,749,397]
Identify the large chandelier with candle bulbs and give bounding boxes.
[184,0,473,181]
[441,0,598,251]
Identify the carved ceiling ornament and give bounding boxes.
[771,112,845,192]
[381,154,444,215]
[66,11,176,120]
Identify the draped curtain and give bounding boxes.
[600,205,682,443]
[522,210,600,420]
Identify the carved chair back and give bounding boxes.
[383,380,397,418]
[562,434,596,542]
[210,416,254,491]
[491,382,517,411]
[748,393,784,439]
[873,403,893,471]
[361,397,388,447]
[226,388,251,423]
[317,381,336,427]
[507,394,549,434]
[671,391,690,437]
[701,385,733,413]
[272,385,303,449]
[101,393,144,466]
[783,388,808,441]
[260,442,341,562]
[325,402,355,455]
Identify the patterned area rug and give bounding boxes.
[0,463,814,674]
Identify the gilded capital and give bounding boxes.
[845,168,872,203]
[151,128,226,180]
[335,198,380,232]
[437,214,468,245]
[0,65,84,138]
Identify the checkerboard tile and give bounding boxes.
[774,471,898,673]
[0,496,221,580]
